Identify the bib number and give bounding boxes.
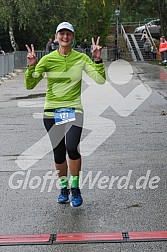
[54,108,76,125]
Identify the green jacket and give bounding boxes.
[24,49,106,114]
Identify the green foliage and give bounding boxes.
[0,0,167,51]
[75,0,114,46]
[0,0,114,50]
[122,0,167,36]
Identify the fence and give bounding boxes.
[0,53,14,77]
[14,51,48,70]
[0,48,126,77]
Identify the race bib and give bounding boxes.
[54,108,76,125]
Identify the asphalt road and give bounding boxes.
[0,60,167,251]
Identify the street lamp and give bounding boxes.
[114,6,120,60]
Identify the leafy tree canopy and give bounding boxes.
[0,0,166,51]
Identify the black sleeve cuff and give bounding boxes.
[94,59,103,64]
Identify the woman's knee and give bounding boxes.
[67,145,81,160]
[53,147,66,164]
[54,153,66,164]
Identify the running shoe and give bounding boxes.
[70,187,83,207]
[57,187,70,204]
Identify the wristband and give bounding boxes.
[27,65,36,68]
[94,59,103,64]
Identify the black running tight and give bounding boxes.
[43,113,83,164]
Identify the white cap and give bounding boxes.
[56,22,74,34]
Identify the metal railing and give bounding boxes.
[0,47,127,77]
[14,50,48,70]
[0,49,88,77]
[121,25,137,61]
[0,53,14,77]
[145,24,157,50]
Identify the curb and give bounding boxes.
[0,69,24,85]
[0,231,167,246]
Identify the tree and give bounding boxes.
[157,0,167,36]
[1,0,166,51]
[122,0,167,36]
[0,0,58,50]
[80,0,115,46]
[0,0,114,50]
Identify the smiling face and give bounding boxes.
[56,29,74,49]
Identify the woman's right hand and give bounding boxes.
[25,44,37,66]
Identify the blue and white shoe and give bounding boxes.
[70,187,83,207]
[57,187,70,204]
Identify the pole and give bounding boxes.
[115,6,120,60]
[116,14,118,52]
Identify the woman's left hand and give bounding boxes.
[91,36,102,61]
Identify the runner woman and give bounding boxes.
[24,22,106,207]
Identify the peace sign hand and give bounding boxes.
[25,44,37,66]
[91,37,102,61]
